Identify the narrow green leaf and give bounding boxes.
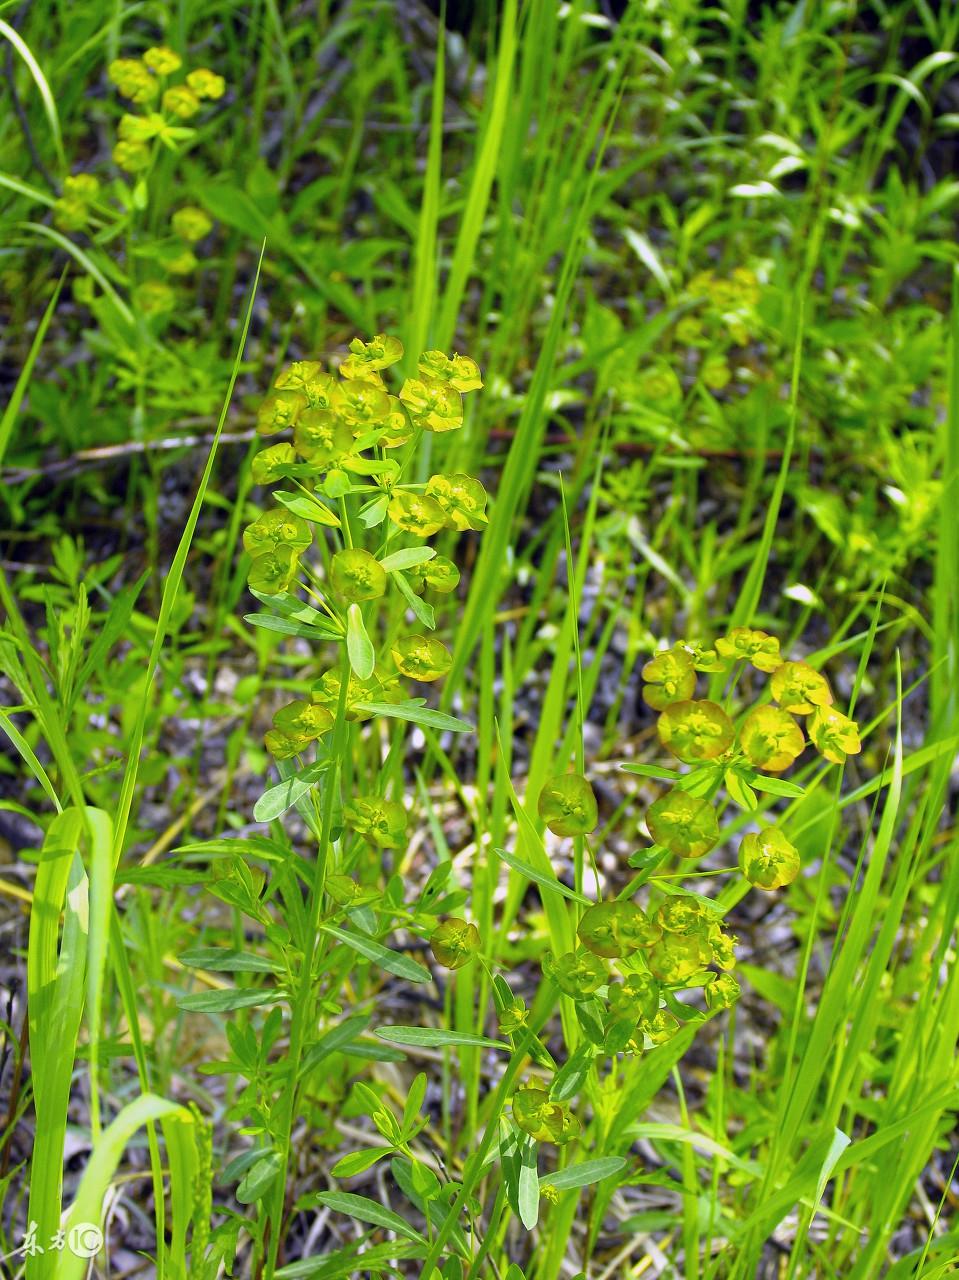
[330,1147,390,1178]
[379,547,436,572]
[391,570,435,629]
[0,268,65,471]
[179,948,281,974]
[620,762,682,781]
[273,489,341,527]
[346,603,375,679]
[176,988,279,1013]
[541,1156,627,1190]
[301,1015,371,1076]
[244,613,342,640]
[253,759,329,823]
[320,925,430,985]
[493,847,591,905]
[352,700,474,734]
[237,1151,283,1204]
[375,1026,508,1050]
[517,1135,540,1230]
[313,1191,426,1243]
[748,774,805,798]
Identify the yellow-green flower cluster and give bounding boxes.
[681,266,762,348]
[638,629,861,897]
[108,47,226,172]
[53,174,100,232]
[530,772,738,1070]
[513,628,863,1150]
[242,334,487,773]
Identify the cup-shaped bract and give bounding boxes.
[607,973,660,1023]
[109,57,159,104]
[242,509,312,558]
[577,903,622,958]
[538,774,598,837]
[163,85,200,118]
[275,362,334,403]
[387,491,447,537]
[143,45,182,74]
[332,378,391,429]
[657,699,735,762]
[715,626,782,673]
[545,950,606,1000]
[656,896,710,936]
[408,555,460,595]
[645,930,712,983]
[187,67,226,99]
[770,661,833,714]
[807,706,862,764]
[294,409,354,465]
[614,902,662,951]
[429,918,481,970]
[682,640,727,672]
[642,646,697,709]
[251,443,298,486]
[247,543,299,594]
[636,1007,680,1045]
[312,668,400,721]
[739,826,800,890]
[330,548,387,602]
[340,334,404,378]
[512,1085,578,1144]
[740,705,805,772]
[646,789,719,858]
[418,350,483,392]
[706,922,737,970]
[391,635,453,682]
[399,377,463,432]
[272,700,334,741]
[425,474,489,531]
[705,972,741,1011]
[172,206,212,241]
[113,139,152,172]
[343,796,408,849]
[377,396,413,448]
[264,728,309,760]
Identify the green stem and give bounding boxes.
[264,646,351,1279]
[418,1008,552,1277]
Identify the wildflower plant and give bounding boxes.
[483,627,864,1228]
[182,335,489,1274]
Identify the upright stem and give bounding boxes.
[264,647,351,1279]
